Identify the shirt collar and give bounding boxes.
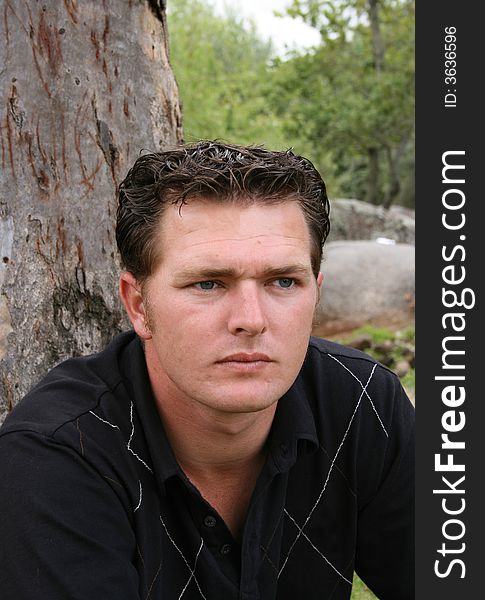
[267,374,319,472]
[121,334,182,493]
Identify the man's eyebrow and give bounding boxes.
[259,265,312,278]
[172,264,312,282]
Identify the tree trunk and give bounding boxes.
[383,144,400,209]
[0,0,183,420]
[368,0,384,74]
[367,0,384,206]
[365,147,379,204]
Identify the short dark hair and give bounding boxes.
[116,140,330,281]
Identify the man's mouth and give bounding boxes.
[216,353,273,371]
[218,353,272,363]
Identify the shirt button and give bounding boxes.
[204,515,217,528]
[220,544,232,556]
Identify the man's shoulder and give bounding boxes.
[0,331,139,439]
[307,335,394,376]
[301,335,403,406]
[297,337,413,463]
[308,335,378,361]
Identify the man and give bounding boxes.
[0,141,414,599]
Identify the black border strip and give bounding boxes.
[416,2,483,597]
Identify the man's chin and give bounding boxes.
[214,400,277,415]
[198,383,288,415]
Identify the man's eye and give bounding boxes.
[275,278,295,289]
[195,281,218,290]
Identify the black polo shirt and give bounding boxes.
[0,331,414,599]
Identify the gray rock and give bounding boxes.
[394,360,411,378]
[374,340,395,354]
[315,240,415,334]
[327,199,415,245]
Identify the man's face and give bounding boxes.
[135,199,322,415]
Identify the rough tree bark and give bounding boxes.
[0,0,183,421]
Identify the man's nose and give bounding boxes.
[227,283,267,336]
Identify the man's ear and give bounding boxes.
[316,271,324,304]
[119,272,152,340]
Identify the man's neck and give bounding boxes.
[152,377,276,476]
[165,406,275,474]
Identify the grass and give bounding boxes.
[351,573,378,599]
[344,324,396,345]
[400,367,415,400]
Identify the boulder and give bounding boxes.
[314,240,415,336]
[327,199,415,244]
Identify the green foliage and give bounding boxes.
[275,0,415,204]
[167,0,415,207]
[167,0,289,149]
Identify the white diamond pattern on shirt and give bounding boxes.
[274,361,379,582]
